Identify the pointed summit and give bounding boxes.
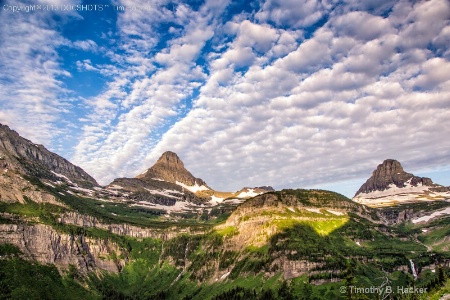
[353,159,449,207]
[374,159,404,175]
[355,159,432,196]
[355,159,433,196]
[137,151,208,189]
[154,151,185,170]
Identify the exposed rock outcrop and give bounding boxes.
[58,212,207,240]
[0,123,98,188]
[107,151,210,206]
[269,257,325,280]
[0,170,63,205]
[0,222,123,273]
[136,151,207,187]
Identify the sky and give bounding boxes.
[1,0,450,198]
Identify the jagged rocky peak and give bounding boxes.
[155,151,185,170]
[136,151,208,188]
[0,123,98,188]
[355,159,433,196]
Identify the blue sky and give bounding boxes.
[1,0,450,197]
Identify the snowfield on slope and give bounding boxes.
[176,181,209,193]
[236,188,260,198]
[412,207,450,223]
[353,180,449,207]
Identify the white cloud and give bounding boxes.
[72,0,228,184]
[2,0,449,197]
[411,57,450,90]
[256,0,328,28]
[73,40,98,52]
[275,28,334,73]
[396,0,450,50]
[341,0,397,14]
[76,59,98,72]
[222,47,255,67]
[235,20,279,53]
[0,1,77,145]
[270,30,301,58]
[144,0,450,194]
[331,11,394,41]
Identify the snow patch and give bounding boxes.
[353,181,450,207]
[176,181,209,193]
[210,195,225,205]
[412,207,450,223]
[327,210,344,216]
[236,188,260,198]
[144,188,182,199]
[152,177,165,181]
[132,200,202,213]
[287,207,296,213]
[357,182,428,199]
[43,182,55,188]
[70,186,94,195]
[356,241,361,246]
[51,171,74,185]
[107,185,123,190]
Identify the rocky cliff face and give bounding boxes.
[0,124,98,188]
[0,168,63,205]
[58,212,206,240]
[136,151,207,187]
[0,221,123,273]
[355,159,434,196]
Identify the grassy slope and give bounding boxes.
[5,175,219,229]
[423,277,450,300]
[1,186,449,299]
[0,244,96,300]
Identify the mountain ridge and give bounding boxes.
[1,124,450,299]
[107,151,273,213]
[0,123,98,188]
[353,159,450,207]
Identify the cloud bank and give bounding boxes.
[1,0,449,196]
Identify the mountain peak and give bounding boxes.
[136,151,207,188]
[155,151,184,169]
[355,159,434,197]
[373,159,404,176]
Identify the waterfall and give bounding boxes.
[170,242,189,286]
[409,259,418,280]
